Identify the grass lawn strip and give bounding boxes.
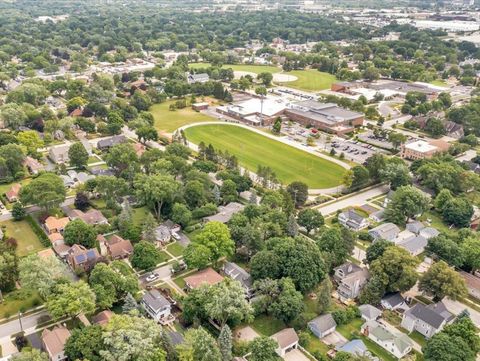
[184,124,345,188]
[166,242,185,257]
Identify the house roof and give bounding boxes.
[37,248,56,259]
[106,234,133,258]
[223,262,252,288]
[419,227,440,239]
[271,328,299,349]
[42,326,71,357]
[97,135,126,148]
[71,209,108,225]
[359,304,382,320]
[68,244,100,265]
[308,314,337,333]
[45,216,70,231]
[142,289,170,312]
[336,339,368,355]
[341,209,366,224]
[184,267,224,289]
[405,302,451,329]
[370,209,386,221]
[6,183,21,199]
[381,293,405,308]
[398,235,427,254]
[365,321,412,353]
[93,310,114,325]
[204,202,245,223]
[154,225,171,241]
[369,223,400,241]
[460,271,480,292]
[334,262,363,277]
[24,156,44,171]
[406,221,425,234]
[48,232,64,243]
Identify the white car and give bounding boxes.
[172,232,181,240]
[145,273,159,283]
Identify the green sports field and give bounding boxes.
[184,124,345,188]
[189,62,281,75]
[150,100,215,133]
[278,70,337,91]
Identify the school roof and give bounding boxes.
[288,100,363,125]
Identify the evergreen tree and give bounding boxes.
[122,293,139,313]
[249,189,258,204]
[287,214,298,237]
[218,324,233,361]
[213,185,221,205]
[142,213,157,243]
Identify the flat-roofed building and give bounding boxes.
[400,139,450,160]
[216,97,288,126]
[284,100,364,135]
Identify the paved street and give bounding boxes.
[315,184,389,216]
[139,264,173,285]
[442,298,480,327]
[0,310,49,342]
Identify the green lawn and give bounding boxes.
[0,178,32,197]
[131,206,151,227]
[150,100,215,133]
[278,70,337,91]
[1,219,46,257]
[419,210,451,234]
[336,318,364,339]
[166,242,185,257]
[429,79,448,87]
[303,332,330,355]
[0,288,42,319]
[184,124,345,188]
[251,314,286,336]
[189,62,281,75]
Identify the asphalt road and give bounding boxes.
[0,310,49,342]
[139,264,173,285]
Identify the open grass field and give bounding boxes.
[150,100,215,133]
[189,62,281,75]
[278,69,337,91]
[184,124,345,188]
[1,219,45,257]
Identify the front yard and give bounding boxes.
[0,288,42,319]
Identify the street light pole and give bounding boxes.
[18,311,23,333]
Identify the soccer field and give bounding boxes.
[184,124,345,188]
[278,70,337,91]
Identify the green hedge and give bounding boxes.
[25,215,50,248]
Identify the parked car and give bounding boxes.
[146,273,160,282]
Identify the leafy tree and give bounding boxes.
[195,221,235,265]
[272,117,282,134]
[95,175,128,207]
[316,226,355,268]
[385,185,430,225]
[134,173,180,219]
[442,198,473,228]
[434,189,454,212]
[100,313,166,361]
[19,173,66,211]
[286,214,298,237]
[419,261,467,301]
[0,247,18,292]
[65,325,105,361]
[249,336,279,361]
[316,277,332,314]
[0,143,26,180]
[359,276,386,305]
[68,142,89,169]
[141,213,158,243]
[297,209,324,234]
[63,219,97,248]
[184,180,207,209]
[89,262,139,308]
[218,325,233,361]
[10,349,48,361]
[46,281,96,320]
[250,251,281,280]
[461,237,480,272]
[378,162,411,190]
[365,240,393,265]
[426,235,465,268]
[105,143,140,181]
[171,203,192,228]
[184,242,212,269]
[131,241,163,270]
[17,130,43,156]
[136,125,158,143]
[257,72,273,86]
[0,103,28,129]
[220,179,238,204]
[343,166,370,190]
[425,117,445,138]
[11,202,25,221]
[268,278,304,323]
[19,254,68,299]
[442,315,480,355]
[388,132,407,150]
[286,181,308,208]
[106,111,124,135]
[423,333,475,361]
[74,191,90,211]
[370,246,418,293]
[177,327,221,361]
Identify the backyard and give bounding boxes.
[150,100,215,133]
[184,124,346,188]
[278,70,337,91]
[1,219,46,257]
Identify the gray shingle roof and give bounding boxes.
[223,262,252,288]
[308,314,337,333]
[142,289,170,312]
[359,304,382,320]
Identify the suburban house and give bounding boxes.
[204,202,245,223]
[48,232,65,247]
[381,293,407,311]
[141,289,174,325]
[460,271,480,299]
[67,244,101,273]
[401,301,454,338]
[41,326,71,361]
[69,209,109,226]
[368,223,400,242]
[98,234,133,260]
[48,144,70,164]
[308,314,337,339]
[5,183,21,203]
[361,320,413,358]
[270,328,299,357]
[184,267,224,291]
[187,73,210,84]
[97,135,127,150]
[338,209,369,231]
[24,156,44,175]
[44,216,70,234]
[93,310,114,326]
[222,262,253,298]
[333,262,369,302]
[397,235,428,256]
[370,209,386,223]
[419,227,440,240]
[153,224,172,244]
[359,304,382,322]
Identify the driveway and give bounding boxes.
[442,298,480,327]
[139,264,173,285]
[352,246,366,264]
[283,349,311,361]
[234,326,260,343]
[321,331,348,347]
